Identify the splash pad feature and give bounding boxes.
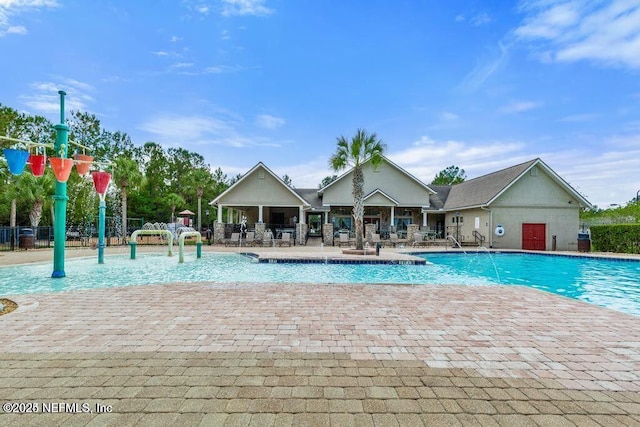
[92,171,112,264]
[129,230,174,258]
[178,231,203,263]
[1,91,114,277]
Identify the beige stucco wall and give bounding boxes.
[444,208,492,246]
[322,162,431,206]
[447,168,581,250]
[489,206,579,251]
[217,166,305,207]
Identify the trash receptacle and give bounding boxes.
[577,232,590,253]
[18,228,35,250]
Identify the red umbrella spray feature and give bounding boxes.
[92,171,111,198]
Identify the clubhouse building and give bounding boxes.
[209,157,591,250]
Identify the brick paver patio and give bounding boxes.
[1,277,639,425]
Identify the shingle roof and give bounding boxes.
[427,185,452,210]
[443,159,538,210]
[293,188,324,210]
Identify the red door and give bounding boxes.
[522,223,546,250]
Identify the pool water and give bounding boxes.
[1,252,639,316]
[420,253,640,316]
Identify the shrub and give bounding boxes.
[590,224,640,254]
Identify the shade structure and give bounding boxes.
[3,148,30,175]
[28,154,46,177]
[49,157,74,183]
[74,153,93,176]
[179,209,196,215]
[92,171,111,196]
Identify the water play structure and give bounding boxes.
[129,229,174,258]
[1,91,113,276]
[128,227,203,262]
[178,231,203,263]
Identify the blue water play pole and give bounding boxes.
[98,199,106,264]
[52,91,69,278]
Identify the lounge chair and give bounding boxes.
[277,232,293,247]
[412,233,430,247]
[389,233,407,248]
[262,230,274,247]
[242,231,256,247]
[338,232,350,247]
[370,233,381,246]
[224,232,240,247]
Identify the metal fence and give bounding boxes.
[0,218,144,252]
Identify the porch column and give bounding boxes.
[324,211,329,224]
[217,204,222,224]
[423,211,428,227]
[258,205,263,223]
[390,206,395,225]
[228,207,233,224]
[299,206,305,224]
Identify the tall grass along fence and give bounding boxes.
[590,224,640,254]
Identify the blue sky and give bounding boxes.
[1,0,639,208]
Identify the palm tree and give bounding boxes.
[113,157,142,243]
[329,129,385,250]
[183,168,213,232]
[15,170,55,227]
[165,192,185,224]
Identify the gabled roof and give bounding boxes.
[363,188,399,205]
[318,155,436,195]
[443,158,592,210]
[426,185,452,210]
[293,188,324,210]
[210,162,310,206]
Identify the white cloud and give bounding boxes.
[152,51,170,56]
[558,113,600,122]
[0,0,58,37]
[20,78,95,114]
[221,0,273,17]
[500,100,543,114]
[171,62,194,69]
[255,114,285,130]
[138,113,281,149]
[381,133,640,208]
[455,14,465,22]
[170,35,182,43]
[471,12,492,26]
[515,0,640,69]
[458,41,509,91]
[440,111,459,121]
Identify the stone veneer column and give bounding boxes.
[407,224,420,243]
[254,222,265,243]
[365,223,377,244]
[213,222,226,244]
[323,223,334,246]
[296,223,308,246]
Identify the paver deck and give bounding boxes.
[1,247,639,425]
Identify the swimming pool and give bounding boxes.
[1,252,638,316]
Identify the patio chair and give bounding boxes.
[262,230,274,247]
[277,232,293,247]
[224,232,240,247]
[338,232,350,247]
[412,233,430,247]
[242,231,256,247]
[389,233,407,248]
[370,233,382,246]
